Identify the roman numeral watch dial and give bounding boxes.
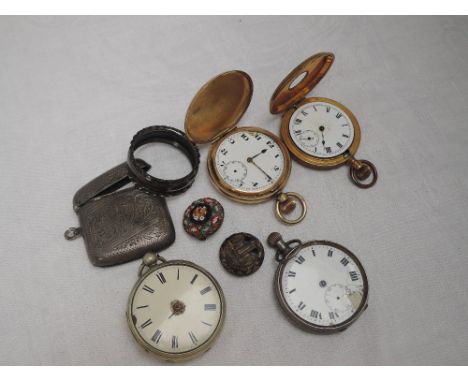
[267,233,368,333]
[270,53,378,188]
[289,102,354,159]
[127,254,225,361]
[185,70,307,224]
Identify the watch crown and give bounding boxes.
[267,232,283,248]
[267,232,302,263]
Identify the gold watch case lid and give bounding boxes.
[270,52,335,114]
[185,70,253,144]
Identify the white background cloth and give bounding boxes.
[1,16,468,365]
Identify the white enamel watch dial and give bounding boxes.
[278,242,367,331]
[289,101,355,158]
[128,261,224,360]
[214,130,286,193]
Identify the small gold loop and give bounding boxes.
[349,160,378,189]
[275,192,307,225]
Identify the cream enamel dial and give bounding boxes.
[127,260,225,360]
[289,101,355,158]
[276,241,368,332]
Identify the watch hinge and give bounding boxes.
[212,125,238,143]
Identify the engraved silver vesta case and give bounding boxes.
[267,232,369,333]
[65,160,175,267]
[65,126,200,267]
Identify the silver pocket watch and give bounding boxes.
[268,232,369,333]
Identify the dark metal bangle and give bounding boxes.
[127,125,200,196]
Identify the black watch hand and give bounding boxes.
[319,125,326,146]
[250,148,267,160]
[247,157,273,181]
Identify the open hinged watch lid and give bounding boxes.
[185,70,253,144]
[184,69,307,224]
[270,52,335,114]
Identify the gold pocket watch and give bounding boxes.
[270,53,378,188]
[185,70,307,224]
[268,232,368,333]
[127,253,225,362]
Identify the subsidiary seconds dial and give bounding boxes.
[289,101,354,158]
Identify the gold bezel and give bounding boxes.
[126,260,226,362]
[207,126,292,204]
[280,97,361,169]
[275,240,369,333]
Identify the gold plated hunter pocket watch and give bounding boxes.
[267,232,368,333]
[270,53,378,188]
[127,253,225,361]
[185,70,307,224]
